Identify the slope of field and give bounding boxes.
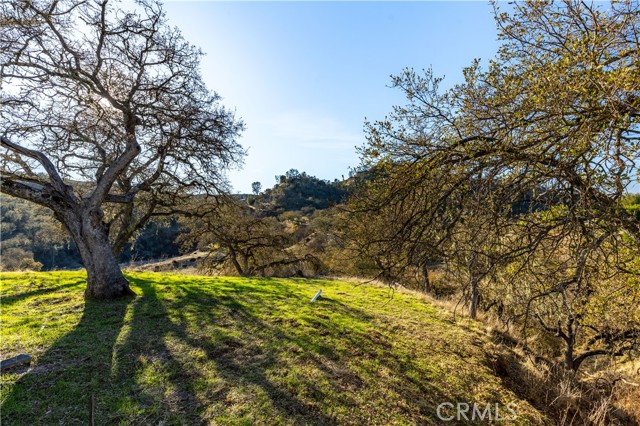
[1,271,546,425]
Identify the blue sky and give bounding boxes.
[163,1,502,193]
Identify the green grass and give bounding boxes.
[1,271,545,425]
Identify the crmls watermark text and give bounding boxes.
[436,402,517,422]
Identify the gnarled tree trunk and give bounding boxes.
[57,208,134,300]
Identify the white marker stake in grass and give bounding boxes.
[310,290,322,302]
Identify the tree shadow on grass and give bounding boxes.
[112,275,339,425]
[1,290,134,425]
[116,275,455,425]
[3,274,474,425]
[0,279,85,307]
[2,275,339,425]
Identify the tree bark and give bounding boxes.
[227,246,246,276]
[564,344,574,371]
[57,208,135,300]
[563,318,577,371]
[469,279,479,319]
[468,256,480,319]
[422,265,432,293]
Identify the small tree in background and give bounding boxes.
[181,199,321,277]
[251,181,262,195]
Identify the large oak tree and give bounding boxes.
[354,0,640,370]
[0,0,244,299]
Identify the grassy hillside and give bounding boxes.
[1,271,546,425]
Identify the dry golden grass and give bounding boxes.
[384,276,640,426]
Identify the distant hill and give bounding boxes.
[249,169,349,214]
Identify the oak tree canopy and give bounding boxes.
[353,0,640,370]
